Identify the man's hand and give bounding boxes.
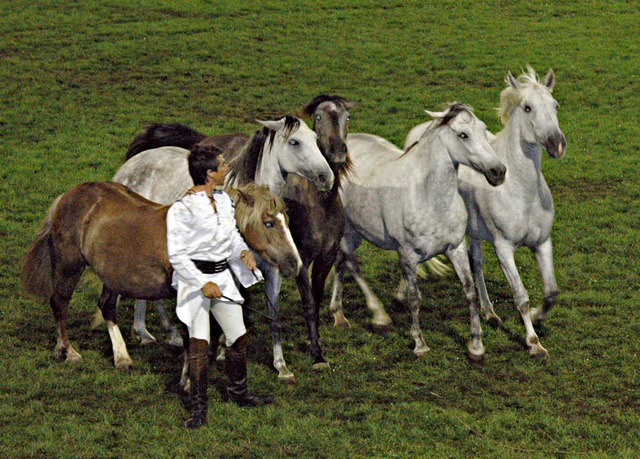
[239,250,256,271]
[201,281,222,299]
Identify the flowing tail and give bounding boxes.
[418,255,451,278]
[126,123,206,160]
[21,195,62,302]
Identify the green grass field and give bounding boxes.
[1,1,638,457]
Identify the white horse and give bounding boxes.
[329,103,506,360]
[112,116,336,380]
[453,67,565,358]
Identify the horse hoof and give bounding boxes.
[62,347,82,364]
[333,317,351,329]
[312,362,331,371]
[485,314,502,328]
[168,336,184,348]
[467,344,486,363]
[413,346,430,357]
[278,374,296,385]
[529,307,545,324]
[371,315,392,328]
[529,344,548,359]
[136,331,157,346]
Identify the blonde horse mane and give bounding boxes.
[498,66,544,124]
[227,183,287,234]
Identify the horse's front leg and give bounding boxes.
[446,242,485,361]
[262,267,294,383]
[398,250,428,356]
[530,238,558,324]
[493,239,548,358]
[469,237,502,326]
[296,267,330,371]
[99,286,133,371]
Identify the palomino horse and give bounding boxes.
[114,112,340,380]
[21,182,300,370]
[329,103,506,360]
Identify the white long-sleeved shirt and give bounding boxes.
[166,190,252,291]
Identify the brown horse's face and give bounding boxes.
[241,210,302,277]
[313,100,354,166]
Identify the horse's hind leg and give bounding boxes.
[99,286,133,371]
[50,276,83,363]
[133,299,157,345]
[530,239,558,324]
[446,243,485,361]
[329,250,351,328]
[155,300,184,347]
[469,237,501,326]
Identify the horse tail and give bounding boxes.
[20,195,62,301]
[126,123,207,160]
[417,255,451,279]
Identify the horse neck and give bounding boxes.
[406,132,459,205]
[497,114,545,185]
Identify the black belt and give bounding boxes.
[192,259,229,274]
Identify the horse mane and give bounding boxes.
[226,116,300,186]
[434,102,474,127]
[302,94,351,115]
[227,183,288,233]
[498,66,542,124]
[126,123,206,160]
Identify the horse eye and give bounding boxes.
[264,220,275,228]
[458,132,468,140]
[288,139,299,146]
[524,105,532,113]
[346,116,350,122]
[315,114,321,121]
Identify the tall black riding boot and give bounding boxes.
[185,338,209,428]
[225,334,275,407]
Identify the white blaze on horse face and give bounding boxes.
[276,212,303,273]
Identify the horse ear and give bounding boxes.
[543,68,556,92]
[507,71,520,90]
[425,109,446,120]
[345,100,358,111]
[237,187,255,207]
[256,118,286,132]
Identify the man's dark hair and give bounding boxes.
[188,144,223,185]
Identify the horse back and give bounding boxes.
[58,182,174,299]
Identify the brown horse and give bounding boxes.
[21,181,300,370]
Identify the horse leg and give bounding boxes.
[328,249,351,328]
[493,240,548,358]
[50,275,83,363]
[99,286,133,371]
[346,250,392,327]
[263,267,295,383]
[155,300,184,347]
[133,299,157,345]
[311,252,336,324]
[469,237,502,326]
[446,243,485,361]
[296,266,330,370]
[530,238,558,324]
[397,250,428,356]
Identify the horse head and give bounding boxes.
[303,95,357,168]
[257,116,335,192]
[229,183,302,277]
[501,67,566,159]
[427,103,506,186]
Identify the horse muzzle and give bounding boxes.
[483,164,507,187]
[545,133,567,159]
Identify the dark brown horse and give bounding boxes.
[21,182,300,370]
[122,95,356,380]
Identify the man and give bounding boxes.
[167,145,274,429]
